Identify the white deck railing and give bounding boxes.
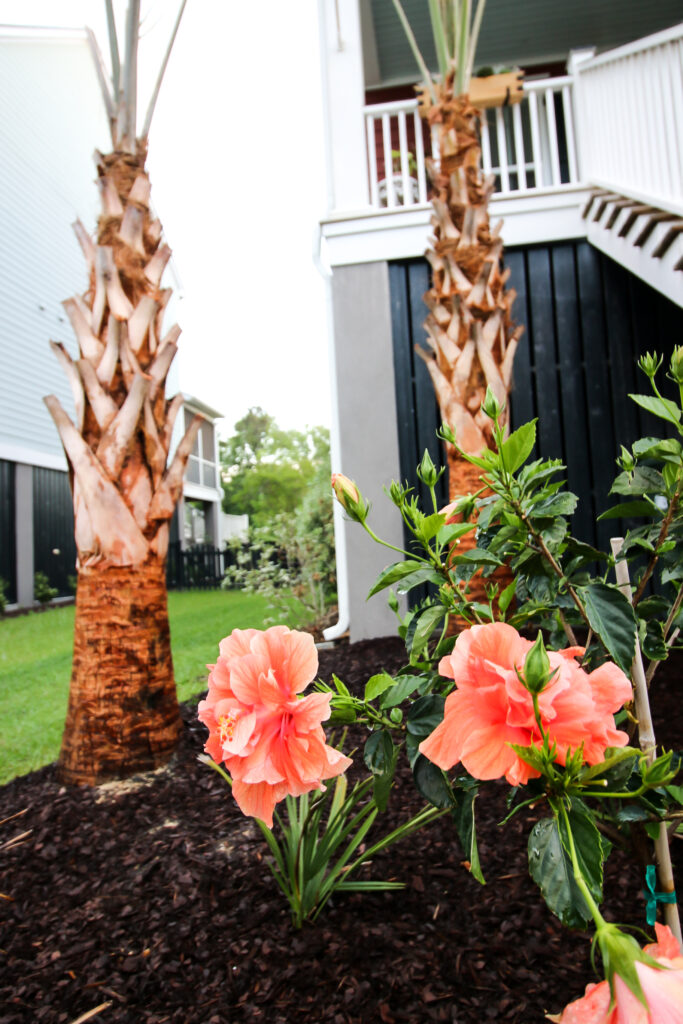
[363,76,580,211]
[572,24,683,217]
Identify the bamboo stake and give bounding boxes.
[611,536,682,948]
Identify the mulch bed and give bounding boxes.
[1,637,681,1024]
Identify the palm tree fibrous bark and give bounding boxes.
[45,1,195,784]
[416,72,523,495]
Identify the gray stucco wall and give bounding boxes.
[330,261,406,642]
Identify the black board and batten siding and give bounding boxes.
[390,241,683,555]
[0,460,17,603]
[32,467,77,597]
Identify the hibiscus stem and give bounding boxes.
[557,799,608,932]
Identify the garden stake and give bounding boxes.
[611,536,682,948]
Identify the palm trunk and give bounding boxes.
[416,74,522,497]
[60,559,180,784]
[416,74,521,613]
[46,143,199,785]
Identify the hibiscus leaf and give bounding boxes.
[405,695,446,768]
[367,560,425,598]
[628,392,681,425]
[363,729,397,811]
[577,581,636,673]
[451,786,485,884]
[395,567,444,594]
[557,800,605,906]
[364,672,395,702]
[408,604,446,657]
[500,420,537,473]
[412,754,454,810]
[379,675,422,709]
[528,817,593,929]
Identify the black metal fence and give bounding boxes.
[166,542,277,591]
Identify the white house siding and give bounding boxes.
[0,31,110,469]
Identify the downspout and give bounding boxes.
[316,0,350,642]
[314,225,350,642]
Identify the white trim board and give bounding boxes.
[321,188,591,267]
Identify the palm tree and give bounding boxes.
[44,0,194,785]
[391,1,523,501]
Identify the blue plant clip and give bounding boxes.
[643,864,677,926]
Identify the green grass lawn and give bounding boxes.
[0,589,280,786]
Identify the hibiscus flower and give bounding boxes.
[556,923,683,1023]
[419,622,631,786]
[198,626,352,827]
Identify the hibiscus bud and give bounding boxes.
[520,632,554,695]
[670,346,683,385]
[596,922,649,1006]
[639,351,662,379]
[481,386,502,421]
[417,449,439,487]
[331,473,368,523]
[388,479,408,507]
[438,422,457,445]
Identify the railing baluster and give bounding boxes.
[366,113,379,208]
[381,112,396,208]
[495,106,510,193]
[398,109,412,206]
[561,85,578,183]
[512,102,527,190]
[544,87,561,186]
[480,111,493,176]
[413,109,428,203]
[527,89,544,189]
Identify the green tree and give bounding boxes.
[220,409,330,527]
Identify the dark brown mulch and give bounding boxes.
[1,638,681,1024]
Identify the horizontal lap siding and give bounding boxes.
[390,241,683,552]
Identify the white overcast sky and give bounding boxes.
[0,1,331,437]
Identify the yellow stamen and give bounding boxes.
[218,710,242,744]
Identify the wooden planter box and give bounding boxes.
[469,71,524,109]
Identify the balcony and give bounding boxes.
[320,21,683,304]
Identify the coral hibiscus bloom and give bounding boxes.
[198,626,351,827]
[557,923,683,1023]
[419,622,631,786]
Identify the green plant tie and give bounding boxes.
[643,864,677,926]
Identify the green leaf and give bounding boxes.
[412,754,454,809]
[367,560,425,599]
[642,619,667,662]
[363,729,395,775]
[405,695,446,767]
[598,500,657,521]
[500,420,537,473]
[379,675,422,709]
[451,785,485,884]
[633,436,682,462]
[395,567,443,594]
[629,393,681,424]
[578,581,636,673]
[532,493,578,517]
[418,512,447,543]
[611,467,666,496]
[528,817,592,929]
[558,801,604,906]
[364,672,396,702]
[410,604,446,654]
[437,522,476,546]
[497,579,517,617]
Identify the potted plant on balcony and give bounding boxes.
[378,149,420,207]
[469,66,524,108]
